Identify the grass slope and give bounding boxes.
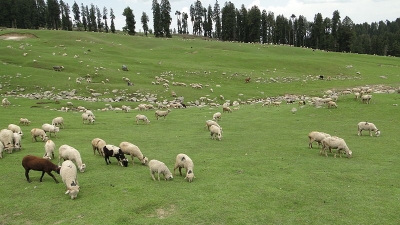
[0,29,399,225]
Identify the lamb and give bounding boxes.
[174,153,195,182]
[42,123,60,138]
[8,124,23,136]
[155,109,171,120]
[12,133,22,151]
[212,112,222,121]
[43,140,56,160]
[82,113,95,124]
[210,124,222,141]
[204,120,221,130]
[19,118,31,126]
[52,117,65,129]
[21,155,61,183]
[119,141,149,165]
[308,131,331,149]
[357,122,380,137]
[91,138,106,156]
[1,129,15,152]
[148,159,173,181]
[2,98,11,108]
[58,144,86,172]
[103,144,129,167]
[30,128,48,142]
[60,160,80,200]
[321,136,352,158]
[136,114,150,124]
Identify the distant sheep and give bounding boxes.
[210,124,222,141]
[136,114,150,124]
[155,109,171,120]
[30,128,48,142]
[245,77,251,83]
[223,106,232,113]
[58,144,86,172]
[174,153,195,182]
[327,101,337,108]
[357,122,380,137]
[204,120,221,130]
[91,138,106,156]
[148,159,173,181]
[52,117,65,129]
[119,141,149,165]
[21,155,61,183]
[53,66,64,71]
[0,129,14,152]
[212,112,221,121]
[2,98,10,108]
[8,124,23,136]
[42,123,60,138]
[60,160,80,200]
[19,118,31,126]
[321,136,352,158]
[43,140,56,160]
[361,94,372,104]
[82,113,95,124]
[308,131,331,149]
[103,144,129,167]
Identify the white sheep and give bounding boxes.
[60,160,80,200]
[43,140,56,160]
[321,136,352,158]
[8,124,23,136]
[85,110,96,119]
[212,112,222,121]
[52,117,65,129]
[42,123,60,138]
[155,109,171,120]
[2,98,10,108]
[173,153,195,182]
[357,122,380,137]
[82,113,95,124]
[222,106,232,113]
[12,133,22,151]
[135,114,150,124]
[1,129,15,152]
[148,159,173,181]
[308,131,331,149]
[30,128,48,142]
[58,144,86,172]
[91,138,106,156]
[119,141,149,165]
[19,118,31,126]
[209,124,222,141]
[361,94,372,104]
[204,120,221,130]
[327,101,337,109]
[0,142,4,158]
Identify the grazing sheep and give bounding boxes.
[19,118,31,126]
[0,142,4,159]
[135,114,150,124]
[321,136,352,158]
[357,122,380,137]
[119,141,149,165]
[30,128,48,142]
[327,101,337,109]
[245,77,251,83]
[8,124,23,136]
[204,120,221,131]
[223,106,232,113]
[361,94,372,104]
[52,117,65,129]
[60,160,80,200]
[2,98,11,108]
[308,131,331,149]
[122,65,129,71]
[58,145,86,172]
[43,140,56,160]
[21,155,61,183]
[0,129,14,152]
[42,123,60,138]
[103,144,129,167]
[82,113,95,124]
[212,112,222,121]
[91,138,106,156]
[53,66,64,71]
[272,101,282,107]
[12,133,22,151]
[174,153,195,182]
[155,109,171,120]
[210,124,222,141]
[148,159,173,181]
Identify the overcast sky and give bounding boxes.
[64,0,399,32]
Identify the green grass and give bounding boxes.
[0,29,400,225]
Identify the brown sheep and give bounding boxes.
[22,155,60,183]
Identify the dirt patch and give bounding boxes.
[0,32,38,40]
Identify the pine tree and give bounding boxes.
[81,3,87,31]
[72,1,81,30]
[141,12,149,36]
[160,0,172,37]
[213,0,221,39]
[103,7,108,33]
[110,8,115,33]
[152,0,162,37]
[122,6,135,35]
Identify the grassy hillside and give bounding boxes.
[0,29,399,225]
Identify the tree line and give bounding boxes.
[0,0,399,56]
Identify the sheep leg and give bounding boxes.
[45,171,59,183]
[105,156,110,165]
[179,167,183,176]
[150,171,156,181]
[25,169,32,183]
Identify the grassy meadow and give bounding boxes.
[0,29,399,225]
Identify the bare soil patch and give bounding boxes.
[0,32,38,40]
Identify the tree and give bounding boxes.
[213,0,221,39]
[331,10,341,51]
[81,3,87,31]
[205,5,213,37]
[182,12,189,34]
[122,6,136,35]
[236,4,248,42]
[310,13,323,49]
[339,16,355,52]
[265,11,275,44]
[46,0,61,30]
[175,11,181,34]
[36,0,47,28]
[60,1,72,31]
[110,8,115,33]
[141,12,149,36]
[221,1,236,41]
[290,14,296,45]
[152,0,162,37]
[247,5,261,43]
[88,4,97,32]
[160,0,172,37]
[72,1,81,30]
[103,7,108,33]
[96,6,103,32]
